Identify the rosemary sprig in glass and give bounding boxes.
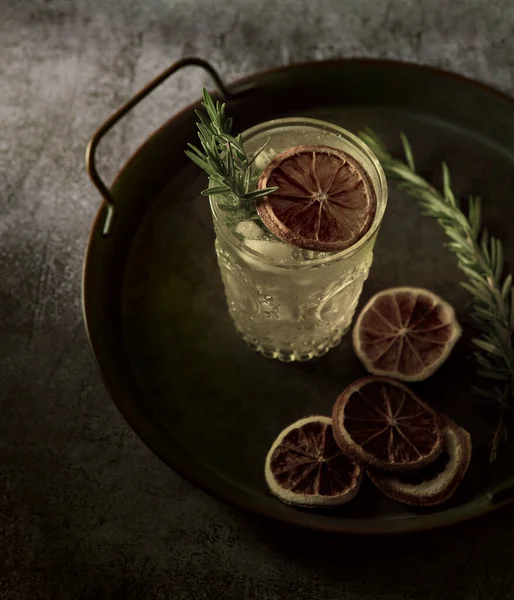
[358,129,514,461]
[185,88,277,221]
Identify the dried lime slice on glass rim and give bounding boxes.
[256,145,376,251]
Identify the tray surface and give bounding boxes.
[84,60,514,533]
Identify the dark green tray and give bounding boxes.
[84,58,514,533]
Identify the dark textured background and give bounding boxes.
[2,1,514,598]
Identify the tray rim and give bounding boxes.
[83,57,514,534]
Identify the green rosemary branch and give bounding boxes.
[359,129,514,461]
[185,88,277,221]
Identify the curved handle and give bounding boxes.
[489,478,514,505]
[85,57,230,235]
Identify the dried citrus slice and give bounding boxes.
[332,377,443,472]
[369,417,472,506]
[256,145,376,251]
[353,287,462,382]
[264,416,363,507]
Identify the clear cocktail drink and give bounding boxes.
[210,118,387,361]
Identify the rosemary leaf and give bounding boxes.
[481,230,490,261]
[472,339,503,356]
[460,265,488,285]
[472,305,502,322]
[474,353,493,369]
[462,281,493,305]
[185,150,212,172]
[478,369,511,381]
[244,187,279,200]
[400,133,416,172]
[442,163,457,207]
[471,385,503,400]
[205,186,231,195]
[495,239,504,282]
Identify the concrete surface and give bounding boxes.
[1,0,514,598]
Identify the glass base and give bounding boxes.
[235,326,349,362]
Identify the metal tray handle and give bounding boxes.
[85,57,229,235]
[488,478,514,505]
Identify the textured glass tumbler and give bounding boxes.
[210,118,388,362]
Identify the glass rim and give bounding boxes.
[210,117,388,269]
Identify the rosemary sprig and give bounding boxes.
[359,129,514,461]
[185,88,277,221]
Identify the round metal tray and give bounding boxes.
[84,58,514,534]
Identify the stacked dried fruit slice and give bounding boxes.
[331,377,443,472]
[331,377,472,507]
[368,416,472,506]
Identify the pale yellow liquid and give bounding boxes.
[212,122,384,362]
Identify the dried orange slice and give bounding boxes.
[332,377,443,472]
[264,416,363,507]
[369,417,472,506]
[256,145,376,251]
[353,287,462,382]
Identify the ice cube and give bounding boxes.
[242,238,326,283]
[235,220,265,239]
[254,148,277,171]
[239,237,327,290]
[240,238,300,271]
[300,249,333,260]
[244,238,296,263]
